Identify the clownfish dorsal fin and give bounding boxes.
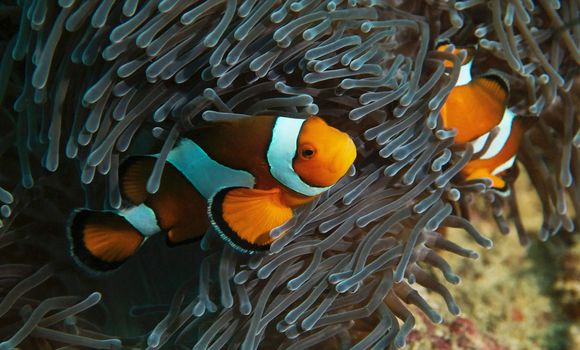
[119,156,156,204]
[119,154,210,245]
[472,74,510,105]
[186,119,241,138]
[208,187,293,253]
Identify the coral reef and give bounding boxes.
[0,0,578,349]
[404,173,577,350]
[555,236,580,321]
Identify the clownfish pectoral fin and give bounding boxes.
[119,156,157,205]
[464,168,507,191]
[208,187,293,253]
[68,209,145,273]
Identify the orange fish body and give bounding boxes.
[68,116,356,272]
[437,44,522,192]
[462,112,523,192]
[437,44,509,144]
[440,78,508,144]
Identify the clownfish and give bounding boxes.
[462,109,523,192]
[438,43,510,144]
[68,116,356,272]
[437,43,523,193]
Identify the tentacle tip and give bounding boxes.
[300,320,314,332]
[431,313,443,324]
[450,304,461,316]
[192,302,206,317]
[355,218,368,228]
[468,251,480,259]
[394,337,406,349]
[147,334,161,348]
[221,299,234,309]
[335,283,349,294]
[447,274,461,285]
[483,240,494,249]
[538,230,550,242]
[256,270,269,280]
[287,280,301,291]
[241,305,252,315]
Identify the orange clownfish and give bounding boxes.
[438,43,510,144]
[437,43,522,193]
[462,109,523,193]
[68,116,357,272]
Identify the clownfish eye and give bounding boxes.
[300,146,316,159]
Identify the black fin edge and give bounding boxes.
[491,183,511,197]
[481,72,510,95]
[434,39,452,50]
[207,188,270,254]
[67,209,127,274]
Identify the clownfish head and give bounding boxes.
[292,116,357,188]
[267,116,357,197]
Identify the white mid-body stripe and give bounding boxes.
[165,139,255,199]
[267,117,332,197]
[471,132,489,154]
[479,109,516,160]
[120,204,161,237]
[492,155,516,176]
[456,60,472,86]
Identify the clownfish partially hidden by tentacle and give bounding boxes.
[462,108,523,193]
[437,43,524,194]
[438,43,510,144]
[68,116,357,272]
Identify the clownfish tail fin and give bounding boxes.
[67,209,146,274]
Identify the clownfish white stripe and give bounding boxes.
[479,109,516,160]
[471,132,489,154]
[164,139,255,200]
[119,204,161,237]
[267,117,333,197]
[492,155,517,176]
[456,59,473,86]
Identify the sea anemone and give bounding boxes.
[0,0,578,349]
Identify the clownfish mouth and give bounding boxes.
[333,136,357,171]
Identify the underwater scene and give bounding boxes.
[0,0,578,349]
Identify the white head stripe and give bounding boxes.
[165,139,255,200]
[492,155,517,176]
[267,117,332,197]
[119,204,160,237]
[456,60,473,86]
[480,109,516,160]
